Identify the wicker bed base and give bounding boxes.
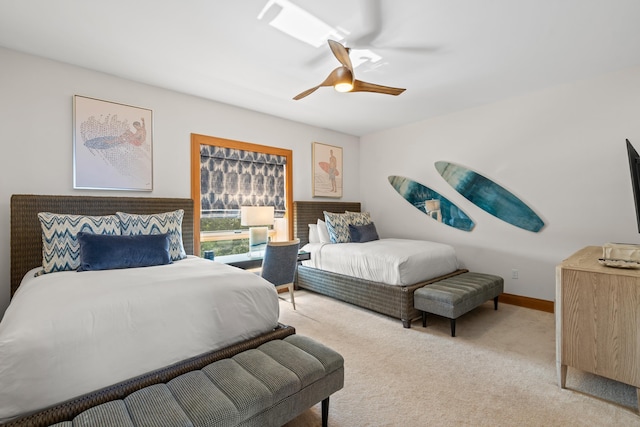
[296,265,467,328]
[1,324,295,427]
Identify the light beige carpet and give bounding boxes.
[279,290,640,427]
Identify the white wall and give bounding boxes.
[0,47,360,318]
[3,46,639,316]
[361,65,640,301]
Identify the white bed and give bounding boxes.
[0,256,279,422]
[293,201,467,328]
[302,238,460,286]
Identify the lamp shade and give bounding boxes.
[241,206,275,226]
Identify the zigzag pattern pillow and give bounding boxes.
[346,211,373,226]
[117,210,187,261]
[323,211,351,243]
[38,213,121,274]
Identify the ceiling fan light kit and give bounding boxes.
[293,39,405,100]
[334,82,353,93]
[333,67,353,92]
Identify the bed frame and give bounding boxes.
[6,194,295,426]
[293,200,466,328]
[10,194,196,297]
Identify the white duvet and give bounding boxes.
[0,256,279,422]
[302,238,459,285]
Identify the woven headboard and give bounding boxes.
[10,194,194,297]
[293,201,361,246]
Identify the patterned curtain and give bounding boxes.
[200,145,286,218]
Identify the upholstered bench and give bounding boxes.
[9,335,344,427]
[414,272,504,337]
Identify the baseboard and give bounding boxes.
[500,293,554,313]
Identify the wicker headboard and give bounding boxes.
[10,194,194,297]
[293,201,361,246]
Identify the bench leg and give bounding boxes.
[494,296,499,310]
[450,318,456,337]
[402,319,412,328]
[422,311,427,327]
[322,396,330,427]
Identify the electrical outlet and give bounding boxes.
[512,269,518,279]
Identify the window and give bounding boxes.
[190,133,293,256]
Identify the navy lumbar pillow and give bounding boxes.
[348,222,380,243]
[77,232,172,271]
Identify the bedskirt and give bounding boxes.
[296,265,467,328]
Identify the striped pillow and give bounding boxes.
[323,211,351,243]
[346,211,372,226]
[38,213,121,274]
[116,210,186,261]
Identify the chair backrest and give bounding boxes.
[260,239,300,286]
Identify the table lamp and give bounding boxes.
[241,206,274,257]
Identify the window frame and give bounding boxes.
[190,133,294,256]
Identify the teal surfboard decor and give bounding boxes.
[388,175,475,232]
[434,161,545,232]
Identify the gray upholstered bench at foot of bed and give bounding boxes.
[47,335,344,427]
[414,272,504,337]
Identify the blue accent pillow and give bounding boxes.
[348,222,380,243]
[77,232,172,271]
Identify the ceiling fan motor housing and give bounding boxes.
[334,66,354,92]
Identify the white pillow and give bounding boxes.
[317,219,331,243]
[308,224,320,243]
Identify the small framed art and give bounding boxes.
[73,95,153,191]
[312,142,342,198]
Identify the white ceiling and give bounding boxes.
[1,0,640,136]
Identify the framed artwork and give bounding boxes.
[312,142,342,198]
[73,95,153,191]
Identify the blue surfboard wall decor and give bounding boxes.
[388,175,475,232]
[434,161,545,232]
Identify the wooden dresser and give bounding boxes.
[556,246,640,411]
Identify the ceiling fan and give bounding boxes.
[293,39,406,100]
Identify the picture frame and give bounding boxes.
[73,95,153,191]
[312,142,342,198]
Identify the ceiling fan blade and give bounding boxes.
[293,86,320,100]
[328,40,353,73]
[351,80,406,96]
[293,68,347,100]
[351,0,383,47]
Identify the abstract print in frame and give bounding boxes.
[312,142,343,198]
[73,95,153,191]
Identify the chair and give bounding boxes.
[260,239,300,310]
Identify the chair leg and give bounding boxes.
[450,318,456,337]
[494,296,499,310]
[289,283,296,310]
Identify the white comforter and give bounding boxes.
[302,238,459,285]
[0,256,279,422]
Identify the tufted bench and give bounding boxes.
[13,335,343,427]
[414,272,504,337]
